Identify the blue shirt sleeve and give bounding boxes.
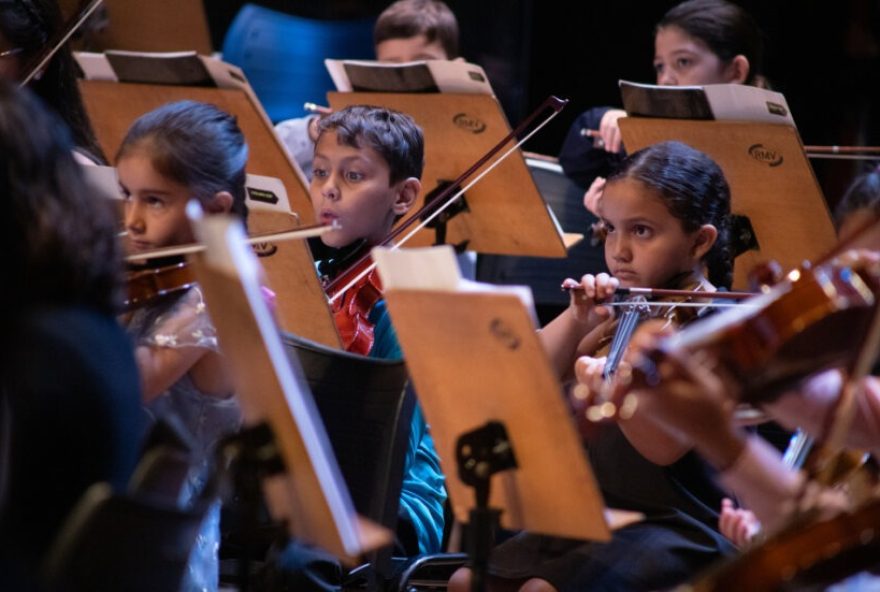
[368,300,447,553]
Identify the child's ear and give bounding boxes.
[392,177,420,215]
[724,55,750,84]
[691,224,718,259]
[205,191,234,214]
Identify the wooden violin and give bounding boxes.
[682,495,880,592]
[123,222,335,311]
[124,258,195,311]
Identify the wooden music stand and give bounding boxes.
[59,0,213,55]
[328,92,568,258]
[619,117,837,289]
[373,247,640,542]
[76,53,339,347]
[188,213,390,562]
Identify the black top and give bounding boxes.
[558,106,626,190]
[0,307,144,579]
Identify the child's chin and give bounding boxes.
[321,234,348,249]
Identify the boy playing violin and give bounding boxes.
[261,105,445,591]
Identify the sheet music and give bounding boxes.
[74,51,250,91]
[373,245,536,321]
[620,80,795,125]
[325,58,494,95]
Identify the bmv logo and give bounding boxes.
[748,144,783,167]
[453,113,487,134]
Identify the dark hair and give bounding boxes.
[833,166,880,230]
[657,0,765,86]
[316,104,424,185]
[116,100,249,221]
[0,0,106,162]
[0,80,121,314]
[607,141,733,288]
[374,0,459,59]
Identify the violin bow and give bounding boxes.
[19,0,104,87]
[126,221,338,262]
[325,95,569,304]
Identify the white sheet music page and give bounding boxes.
[372,245,536,323]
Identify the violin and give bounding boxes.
[123,222,335,311]
[316,240,383,355]
[124,258,195,311]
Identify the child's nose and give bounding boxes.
[611,239,632,262]
[657,71,676,86]
[124,201,145,234]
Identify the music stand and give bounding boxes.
[60,0,213,55]
[76,52,339,347]
[327,90,568,258]
[187,211,391,564]
[617,84,837,288]
[372,246,641,591]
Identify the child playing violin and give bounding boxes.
[451,140,736,592]
[118,99,249,592]
[619,166,880,547]
[259,105,446,591]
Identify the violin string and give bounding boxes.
[326,105,565,305]
[604,301,756,309]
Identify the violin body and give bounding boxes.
[665,263,880,404]
[684,496,880,592]
[330,265,383,356]
[125,260,196,310]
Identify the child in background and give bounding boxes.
[560,0,765,214]
[275,0,459,179]
[118,100,249,592]
[451,140,737,592]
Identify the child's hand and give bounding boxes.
[562,273,618,327]
[597,109,626,153]
[583,176,606,216]
[719,498,761,547]
[570,355,608,437]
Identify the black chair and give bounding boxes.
[42,469,208,592]
[280,332,414,583]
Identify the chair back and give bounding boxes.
[42,482,209,592]
[281,332,413,535]
[221,4,375,123]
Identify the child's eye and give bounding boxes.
[603,221,616,233]
[632,224,652,237]
[119,187,131,200]
[675,57,692,69]
[653,62,663,75]
[345,170,365,182]
[145,195,165,208]
[312,168,328,179]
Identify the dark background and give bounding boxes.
[204,0,880,208]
